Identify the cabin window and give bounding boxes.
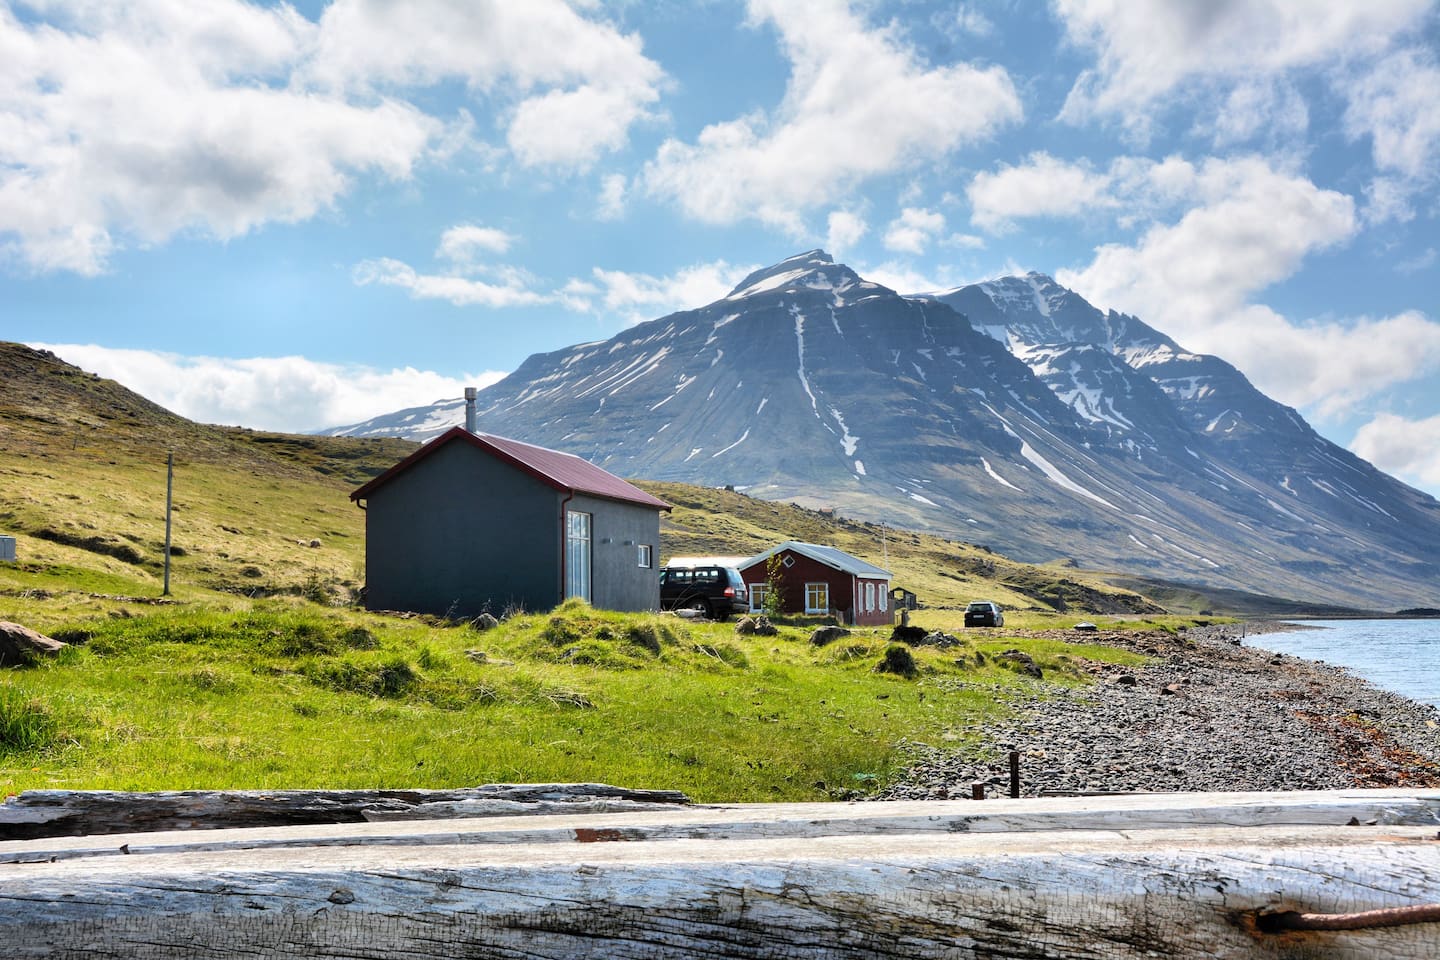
[879,586,888,612]
[749,583,767,613]
[805,582,828,614]
[638,544,652,568]
[565,510,591,602]
[864,582,874,612]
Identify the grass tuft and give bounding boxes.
[0,688,58,755]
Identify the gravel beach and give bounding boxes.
[874,622,1440,800]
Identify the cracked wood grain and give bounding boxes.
[2,790,1438,958]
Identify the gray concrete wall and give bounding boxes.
[569,493,662,613]
[363,441,562,618]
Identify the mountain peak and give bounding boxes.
[725,249,868,301]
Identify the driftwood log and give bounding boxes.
[2,788,1438,958]
[0,783,690,841]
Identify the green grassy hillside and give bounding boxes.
[0,341,1203,799]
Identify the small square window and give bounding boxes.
[637,544,653,568]
[782,555,795,568]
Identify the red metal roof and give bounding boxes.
[351,426,671,511]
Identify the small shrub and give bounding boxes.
[376,658,418,697]
[267,621,339,657]
[302,656,419,699]
[625,623,664,655]
[343,627,379,650]
[300,571,336,605]
[875,644,918,678]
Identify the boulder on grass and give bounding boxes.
[735,616,778,637]
[997,648,1043,679]
[0,621,67,666]
[890,624,927,644]
[809,625,851,646]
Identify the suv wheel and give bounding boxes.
[688,598,710,619]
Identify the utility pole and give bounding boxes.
[163,452,173,596]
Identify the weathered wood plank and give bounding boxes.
[3,821,1439,958]
[0,783,690,840]
[4,788,1438,864]
[4,791,1439,958]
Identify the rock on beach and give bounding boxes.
[873,622,1440,800]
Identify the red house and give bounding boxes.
[737,541,893,626]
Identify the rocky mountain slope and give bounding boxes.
[330,252,1440,609]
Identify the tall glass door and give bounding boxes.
[565,510,591,602]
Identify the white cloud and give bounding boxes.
[309,0,662,173]
[564,260,756,322]
[1351,412,1440,494]
[1057,157,1357,325]
[1344,45,1440,207]
[883,207,946,254]
[1397,247,1438,274]
[642,0,1021,229]
[825,210,868,253]
[0,0,434,275]
[859,260,959,296]
[0,0,664,275]
[1053,156,1440,416]
[357,229,750,323]
[29,342,504,433]
[596,174,628,221]
[1203,79,1309,148]
[1054,0,1430,132]
[967,152,1117,231]
[353,258,550,308]
[436,224,515,266]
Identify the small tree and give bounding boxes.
[761,553,786,620]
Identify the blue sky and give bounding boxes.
[6,0,1440,497]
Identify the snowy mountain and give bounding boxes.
[331,251,1440,609]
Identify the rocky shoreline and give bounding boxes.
[874,621,1440,800]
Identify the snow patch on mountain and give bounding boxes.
[982,457,1022,491]
[1019,441,1117,509]
[712,430,749,457]
[830,406,859,456]
[1024,274,1053,317]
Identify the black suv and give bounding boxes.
[964,600,1004,627]
[659,565,748,620]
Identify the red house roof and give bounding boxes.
[350,427,671,511]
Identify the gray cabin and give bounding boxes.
[351,427,670,617]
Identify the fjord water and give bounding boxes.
[1255,620,1440,706]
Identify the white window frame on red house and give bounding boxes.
[747,583,768,613]
[805,581,828,614]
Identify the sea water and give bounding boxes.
[1253,619,1440,707]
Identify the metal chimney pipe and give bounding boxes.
[463,387,477,433]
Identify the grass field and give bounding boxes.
[1,598,1159,800]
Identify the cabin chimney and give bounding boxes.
[463,387,477,433]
